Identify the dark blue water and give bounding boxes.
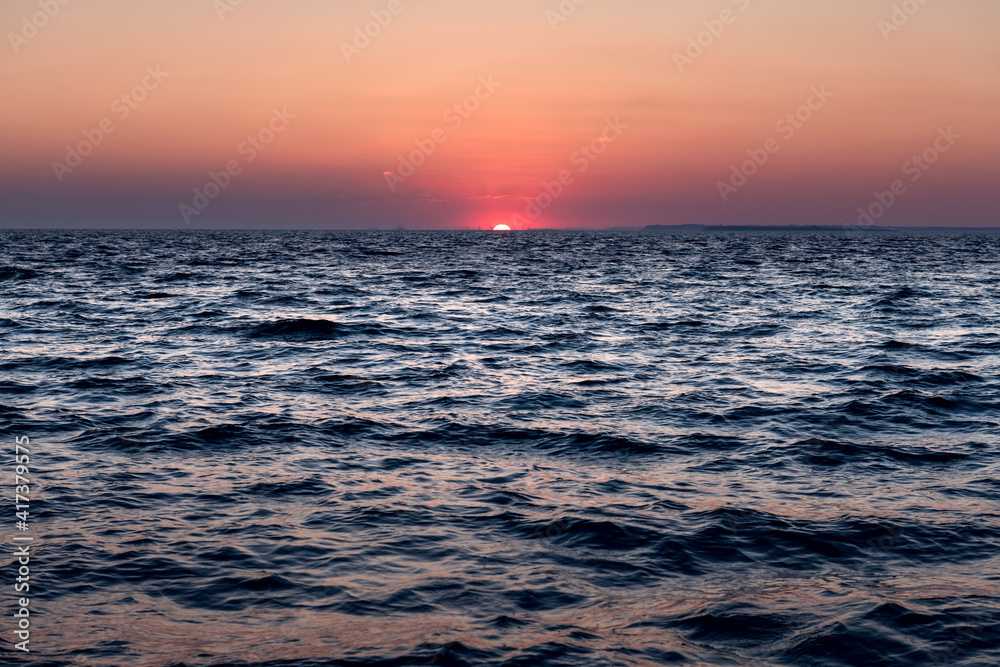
[2,230,999,666]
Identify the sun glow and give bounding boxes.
[492,224,511,231]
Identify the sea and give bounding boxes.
[1,229,998,666]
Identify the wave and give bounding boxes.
[0,265,44,280]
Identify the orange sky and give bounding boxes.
[2,0,998,228]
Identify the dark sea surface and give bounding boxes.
[1,229,999,667]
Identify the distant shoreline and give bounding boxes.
[639,224,1000,233]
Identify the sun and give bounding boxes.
[492,224,511,231]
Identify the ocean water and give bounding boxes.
[1,229,999,667]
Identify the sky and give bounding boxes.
[1,0,998,229]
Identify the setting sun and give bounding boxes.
[492,224,511,231]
